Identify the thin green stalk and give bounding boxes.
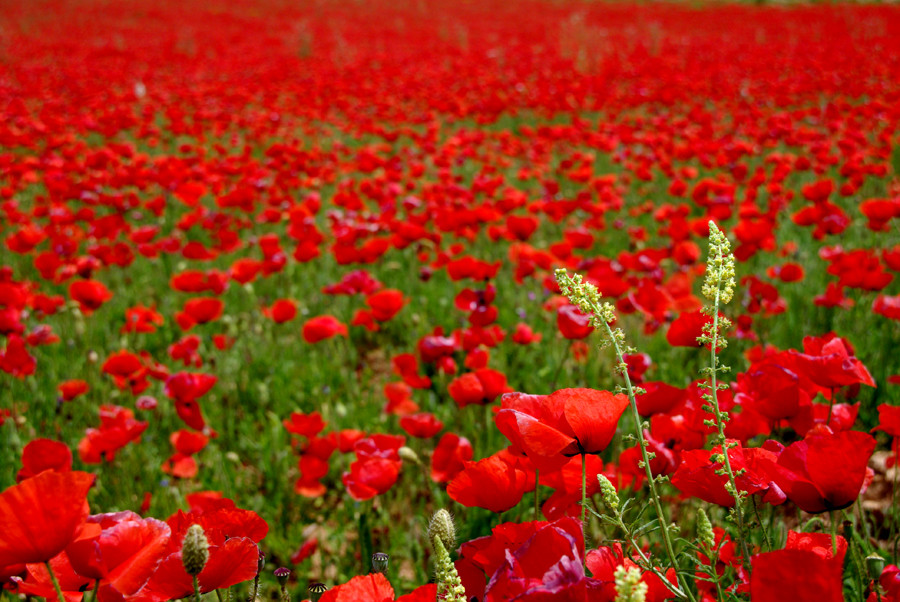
[45,562,66,602]
[550,339,573,389]
[602,321,695,602]
[752,497,772,552]
[88,579,100,602]
[703,244,751,571]
[193,575,201,602]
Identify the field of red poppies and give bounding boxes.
[2,0,900,600]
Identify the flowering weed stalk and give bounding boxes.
[556,269,695,602]
[698,222,750,569]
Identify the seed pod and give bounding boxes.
[371,552,389,574]
[308,582,328,602]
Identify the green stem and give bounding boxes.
[752,496,772,552]
[602,321,696,602]
[88,579,99,602]
[44,562,66,602]
[550,339,573,389]
[193,575,201,602]
[707,289,751,571]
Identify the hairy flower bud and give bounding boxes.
[182,524,209,577]
[428,509,456,551]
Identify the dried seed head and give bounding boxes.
[371,552,389,574]
[181,524,209,576]
[307,582,328,602]
[273,567,291,586]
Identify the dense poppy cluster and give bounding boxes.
[2,0,900,600]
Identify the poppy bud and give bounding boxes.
[398,446,420,464]
[428,509,456,551]
[182,524,209,577]
[371,552,389,574]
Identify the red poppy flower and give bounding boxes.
[122,305,165,334]
[769,429,876,513]
[383,381,420,415]
[666,310,711,348]
[175,297,224,330]
[66,513,171,596]
[168,335,203,367]
[447,368,511,408]
[289,537,318,565]
[366,289,406,322]
[0,470,95,566]
[511,322,542,345]
[68,279,113,315]
[14,550,91,602]
[874,294,900,320]
[671,442,784,507]
[495,388,629,471]
[0,334,36,378]
[17,438,72,482]
[302,315,349,343]
[58,379,89,402]
[447,452,531,513]
[788,333,875,389]
[342,435,405,501]
[431,433,473,483]
[391,353,431,389]
[556,304,593,340]
[78,406,149,464]
[318,572,394,602]
[283,411,326,439]
[399,413,443,438]
[750,531,846,602]
[132,537,260,602]
[263,299,297,323]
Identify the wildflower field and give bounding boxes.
[2,0,900,600]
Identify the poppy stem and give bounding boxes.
[193,575,201,602]
[88,579,99,602]
[751,496,772,552]
[534,468,540,519]
[550,339,573,389]
[602,323,696,602]
[44,562,65,602]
